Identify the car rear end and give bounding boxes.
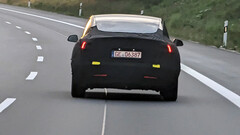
[71,36,180,91]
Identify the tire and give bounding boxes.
[71,81,86,98]
[160,81,178,101]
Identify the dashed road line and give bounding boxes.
[5,21,11,24]
[25,31,31,35]
[101,103,107,135]
[37,56,44,62]
[32,38,38,42]
[26,72,38,80]
[36,45,42,50]
[101,88,108,135]
[0,98,16,113]
[16,26,21,29]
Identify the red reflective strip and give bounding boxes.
[93,74,107,77]
[81,41,87,50]
[144,76,157,79]
[167,44,172,53]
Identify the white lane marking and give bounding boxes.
[36,45,42,50]
[26,72,38,80]
[5,21,11,24]
[32,38,38,42]
[101,88,108,135]
[181,64,240,108]
[0,7,84,29]
[2,7,239,108]
[0,98,16,113]
[101,103,107,135]
[16,26,21,29]
[25,31,31,34]
[37,56,44,62]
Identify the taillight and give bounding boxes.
[167,44,172,53]
[81,41,87,50]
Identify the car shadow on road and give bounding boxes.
[84,92,165,101]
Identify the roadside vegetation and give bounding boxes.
[1,0,239,52]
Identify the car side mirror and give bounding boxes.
[67,35,78,42]
[173,39,184,46]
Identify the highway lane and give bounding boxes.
[179,41,240,95]
[0,16,36,99]
[0,4,240,135]
[0,5,105,135]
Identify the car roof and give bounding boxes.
[91,14,163,30]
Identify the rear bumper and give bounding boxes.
[72,60,180,91]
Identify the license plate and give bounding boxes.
[112,51,142,59]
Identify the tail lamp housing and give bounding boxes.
[167,44,172,53]
[81,41,87,50]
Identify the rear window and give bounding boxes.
[95,17,161,34]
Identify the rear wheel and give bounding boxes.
[160,82,178,101]
[71,81,86,98]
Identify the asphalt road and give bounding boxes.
[0,4,240,135]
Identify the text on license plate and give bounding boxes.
[112,51,142,58]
